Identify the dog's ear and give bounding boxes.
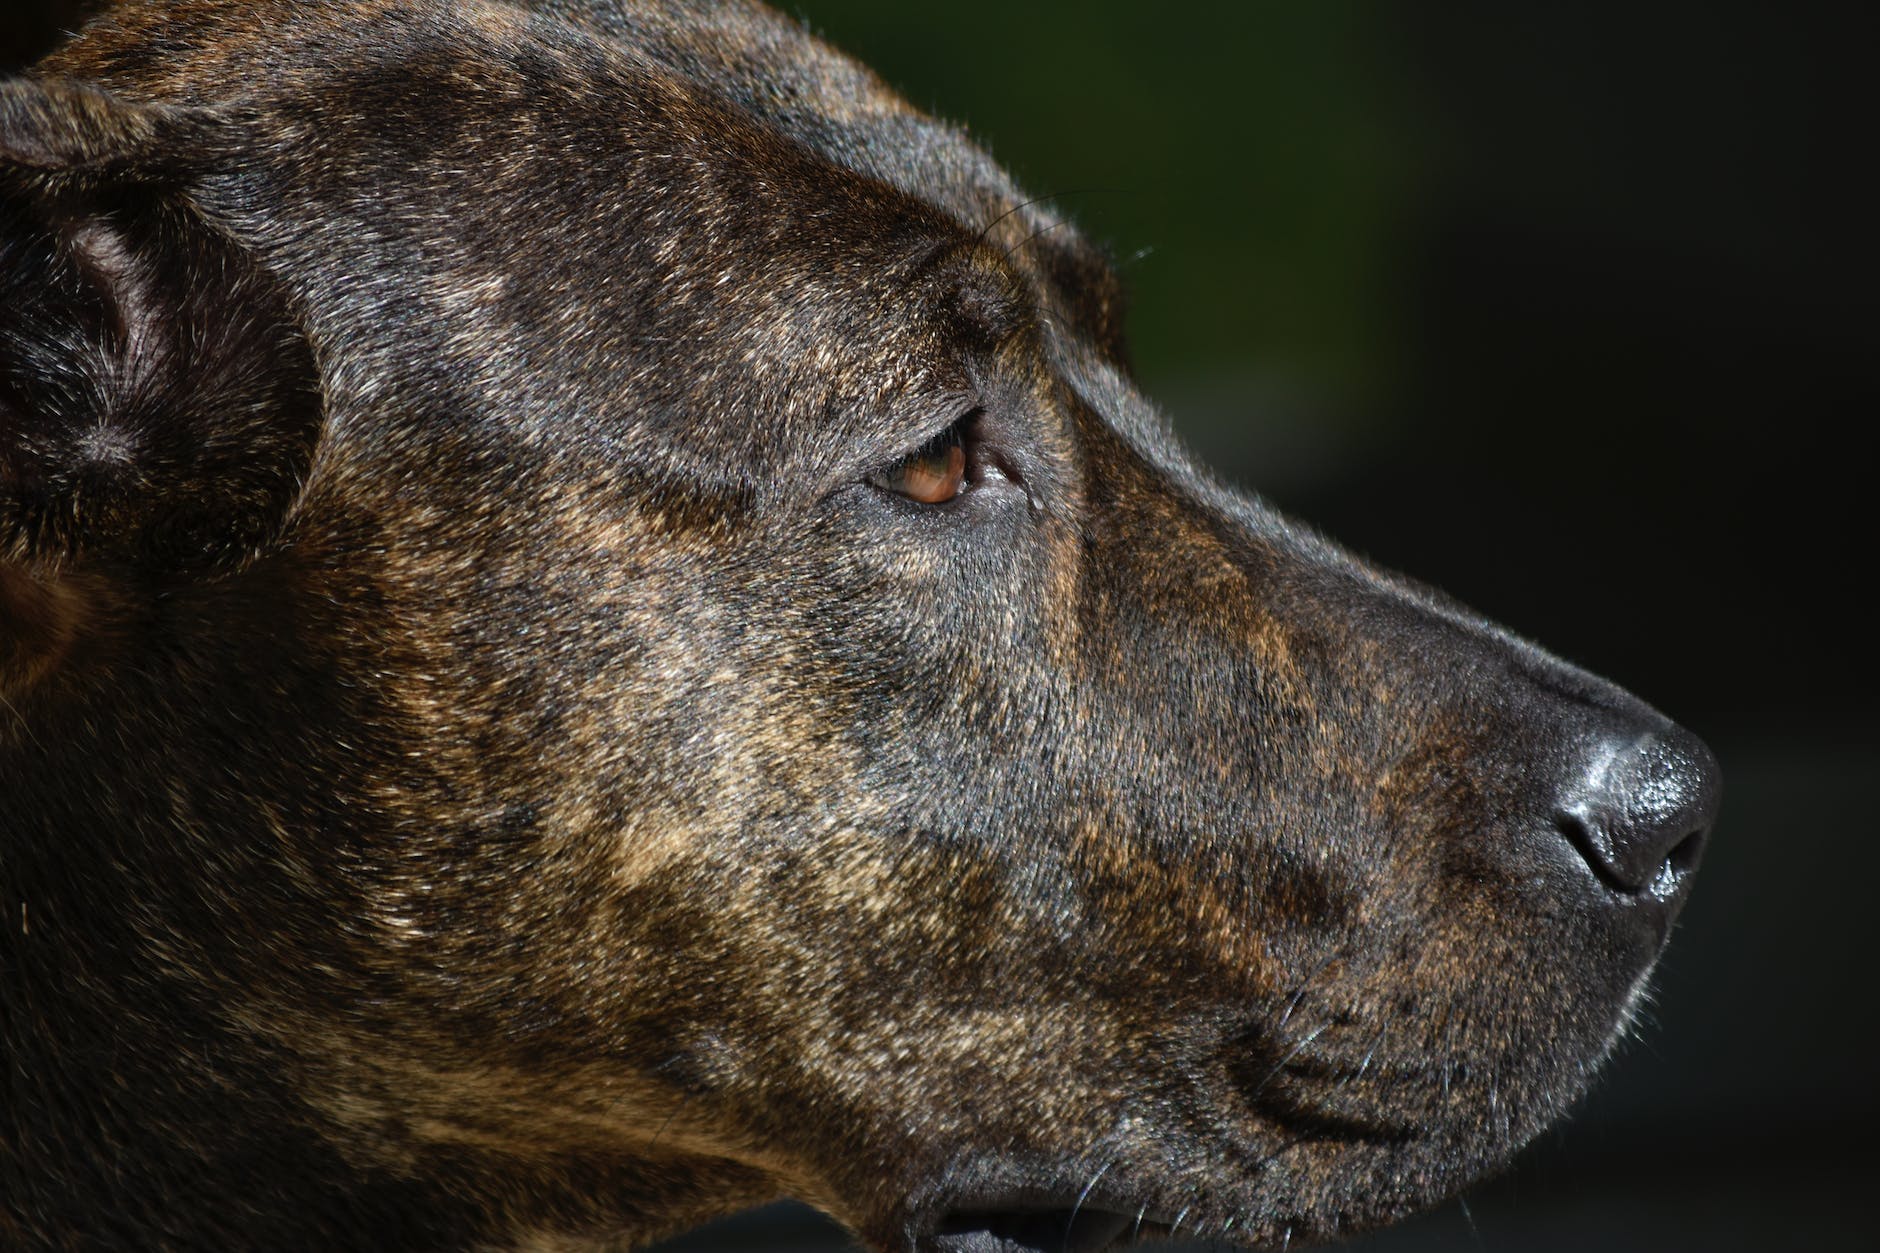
[0,77,320,576]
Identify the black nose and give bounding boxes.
[1556,724,1720,901]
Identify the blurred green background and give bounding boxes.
[5,2,1871,1250]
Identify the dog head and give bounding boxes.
[0,2,1717,1249]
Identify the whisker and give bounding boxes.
[1457,1194,1487,1251]
[1351,1018,1392,1085]
[973,191,1061,245]
[972,187,1116,248]
[1278,949,1343,1031]
[1064,1158,1114,1251]
[647,1097,687,1151]
[1248,1022,1331,1101]
[1002,218,1068,262]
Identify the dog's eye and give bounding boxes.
[871,423,968,504]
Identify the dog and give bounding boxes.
[0,2,1719,1249]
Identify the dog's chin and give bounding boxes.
[922,1209,1141,1253]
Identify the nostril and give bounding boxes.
[1556,806,1646,894]
[1665,827,1706,876]
[1639,824,1709,899]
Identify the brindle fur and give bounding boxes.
[0,3,1714,1250]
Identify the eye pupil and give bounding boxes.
[875,426,968,504]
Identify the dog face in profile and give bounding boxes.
[0,2,1718,1250]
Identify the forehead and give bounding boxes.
[49,1,1127,499]
[52,0,1125,361]
[529,0,1126,339]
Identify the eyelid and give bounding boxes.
[878,404,981,470]
[864,406,976,477]
[867,408,978,501]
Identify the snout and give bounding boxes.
[1319,571,1724,996]
[1362,584,1722,945]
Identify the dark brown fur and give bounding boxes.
[0,3,1716,1250]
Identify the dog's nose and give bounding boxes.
[1555,724,1719,903]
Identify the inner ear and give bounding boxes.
[0,79,322,575]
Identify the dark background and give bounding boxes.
[6,2,1874,1250]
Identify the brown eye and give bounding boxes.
[872,427,967,504]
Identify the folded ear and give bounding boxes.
[0,76,320,574]
[0,75,216,174]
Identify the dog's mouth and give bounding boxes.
[923,1206,1159,1253]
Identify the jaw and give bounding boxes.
[793,948,1652,1253]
